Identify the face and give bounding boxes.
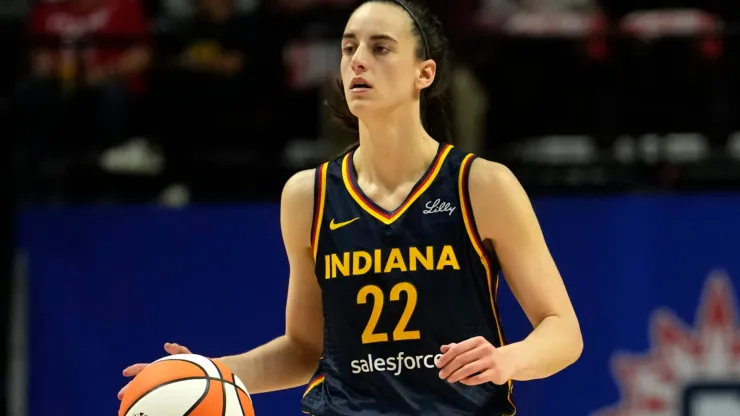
[340,2,435,118]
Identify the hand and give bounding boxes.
[436,336,515,386]
[117,342,191,400]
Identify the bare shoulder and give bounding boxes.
[281,169,317,248]
[467,158,524,200]
[467,158,535,240]
[282,169,316,206]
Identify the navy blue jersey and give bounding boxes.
[301,144,516,416]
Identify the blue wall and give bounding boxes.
[16,195,740,415]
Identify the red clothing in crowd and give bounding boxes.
[29,0,149,91]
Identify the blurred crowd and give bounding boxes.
[4,0,740,202]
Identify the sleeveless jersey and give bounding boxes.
[301,144,516,416]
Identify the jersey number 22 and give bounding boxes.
[357,282,421,344]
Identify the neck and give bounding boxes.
[354,109,440,189]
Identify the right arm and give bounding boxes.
[119,170,323,399]
[218,169,324,393]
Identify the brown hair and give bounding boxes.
[325,0,453,151]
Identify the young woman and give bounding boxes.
[119,1,582,414]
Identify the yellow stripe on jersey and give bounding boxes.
[458,153,516,415]
[341,144,453,225]
[302,374,325,398]
[311,163,329,260]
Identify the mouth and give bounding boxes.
[349,78,373,92]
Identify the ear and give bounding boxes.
[416,59,437,91]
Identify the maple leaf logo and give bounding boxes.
[593,270,740,416]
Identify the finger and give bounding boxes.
[447,359,489,384]
[173,343,191,354]
[117,382,131,400]
[438,346,487,379]
[460,369,496,386]
[436,338,480,368]
[122,363,148,377]
[165,343,191,355]
[440,343,455,354]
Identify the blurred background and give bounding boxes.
[4,0,740,415]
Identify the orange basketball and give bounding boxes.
[119,354,255,416]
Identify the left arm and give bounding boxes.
[437,159,582,384]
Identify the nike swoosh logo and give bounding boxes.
[329,217,360,230]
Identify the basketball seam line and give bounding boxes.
[121,359,212,415]
[214,357,248,415]
[210,358,228,416]
[179,358,211,416]
[183,378,210,416]
[121,358,250,415]
[160,359,249,394]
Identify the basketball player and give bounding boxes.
[119,1,582,414]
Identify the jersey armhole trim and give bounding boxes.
[458,154,517,414]
[311,163,329,260]
[458,154,504,343]
[303,373,325,398]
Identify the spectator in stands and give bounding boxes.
[153,0,246,170]
[155,0,283,166]
[16,0,151,166]
[480,0,599,25]
[174,0,245,77]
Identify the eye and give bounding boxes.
[373,45,390,54]
[342,44,355,55]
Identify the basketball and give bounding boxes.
[118,354,255,416]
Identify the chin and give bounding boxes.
[346,100,378,118]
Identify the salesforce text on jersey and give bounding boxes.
[350,352,442,376]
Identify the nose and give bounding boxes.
[350,44,369,74]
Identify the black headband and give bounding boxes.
[390,0,429,59]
